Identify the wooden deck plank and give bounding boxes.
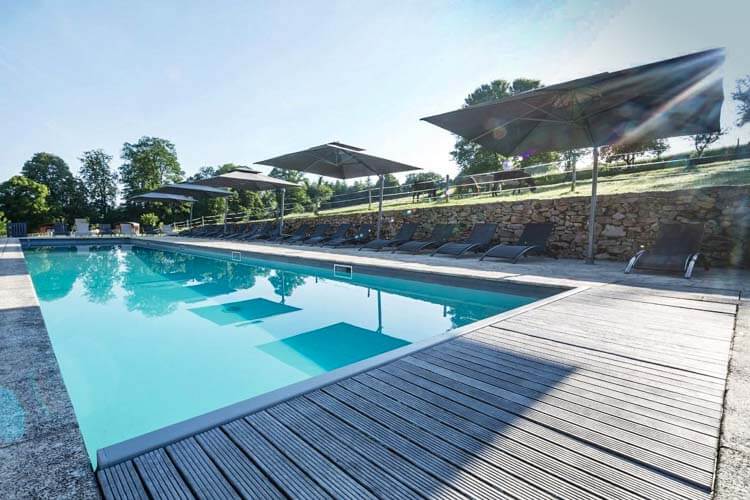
[194,428,285,499]
[245,411,378,499]
[133,449,194,500]
[337,377,592,499]
[445,338,723,424]
[285,396,468,499]
[379,363,710,500]
[423,347,719,445]
[397,357,715,488]
[97,461,149,500]
[267,402,422,499]
[166,437,240,500]
[222,418,332,500]
[355,372,639,500]
[306,389,508,499]
[476,328,727,389]
[406,354,716,470]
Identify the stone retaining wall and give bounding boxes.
[278,186,750,266]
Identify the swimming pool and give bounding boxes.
[23,242,546,465]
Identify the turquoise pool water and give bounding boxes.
[23,244,537,464]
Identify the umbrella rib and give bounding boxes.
[468,93,561,143]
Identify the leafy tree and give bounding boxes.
[66,177,92,220]
[600,139,669,165]
[405,171,444,185]
[139,212,160,228]
[79,149,118,220]
[270,167,310,213]
[451,78,542,175]
[120,137,184,199]
[306,177,333,214]
[733,75,750,127]
[0,210,7,236]
[691,131,725,158]
[21,152,76,218]
[0,175,50,229]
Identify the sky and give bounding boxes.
[1,0,748,184]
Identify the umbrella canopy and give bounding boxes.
[255,142,422,237]
[422,48,725,261]
[194,166,299,191]
[129,192,197,204]
[153,182,232,198]
[193,166,300,232]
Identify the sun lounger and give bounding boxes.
[431,223,497,257]
[306,223,351,245]
[393,223,455,254]
[244,222,275,241]
[53,222,68,236]
[74,219,91,236]
[625,222,708,279]
[292,224,330,244]
[360,223,417,251]
[99,223,113,236]
[481,223,556,263]
[273,223,310,243]
[256,223,282,240]
[325,224,373,247]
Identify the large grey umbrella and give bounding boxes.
[193,166,300,233]
[422,48,725,262]
[153,183,232,229]
[255,142,421,238]
[129,192,198,226]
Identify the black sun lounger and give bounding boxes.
[481,223,557,263]
[306,223,351,245]
[223,224,253,240]
[432,223,497,257]
[325,224,373,247]
[273,223,310,243]
[243,222,274,241]
[291,224,329,244]
[254,223,282,241]
[360,222,417,251]
[625,222,709,279]
[393,223,455,254]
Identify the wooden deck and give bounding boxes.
[97,282,737,500]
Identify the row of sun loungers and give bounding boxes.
[178,220,708,277]
[179,221,558,263]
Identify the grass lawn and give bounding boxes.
[282,159,750,220]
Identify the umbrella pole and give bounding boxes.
[376,174,385,239]
[586,147,599,264]
[189,203,194,229]
[279,188,285,234]
[223,200,228,234]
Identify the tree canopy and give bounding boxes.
[0,175,50,229]
[79,149,118,220]
[733,75,750,127]
[120,137,184,199]
[21,152,76,218]
[600,139,669,166]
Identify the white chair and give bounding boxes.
[120,223,135,236]
[74,219,91,236]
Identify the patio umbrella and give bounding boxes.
[422,48,725,262]
[129,192,199,227]
[193,166,300,233]
[255,142,421,238]
[153,183,232,229]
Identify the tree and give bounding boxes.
[21,152,76,218]
[269,167,310,213]
[451,78,542,175]
[405,171,444,185]
[120,137,184,199]
[306,177,333,214]
[0,175,50,229]
[600,139,669,166]
[733,75,750,127]
[560,149,587,191]
[79,149,118,220]
[691,131,725,158]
